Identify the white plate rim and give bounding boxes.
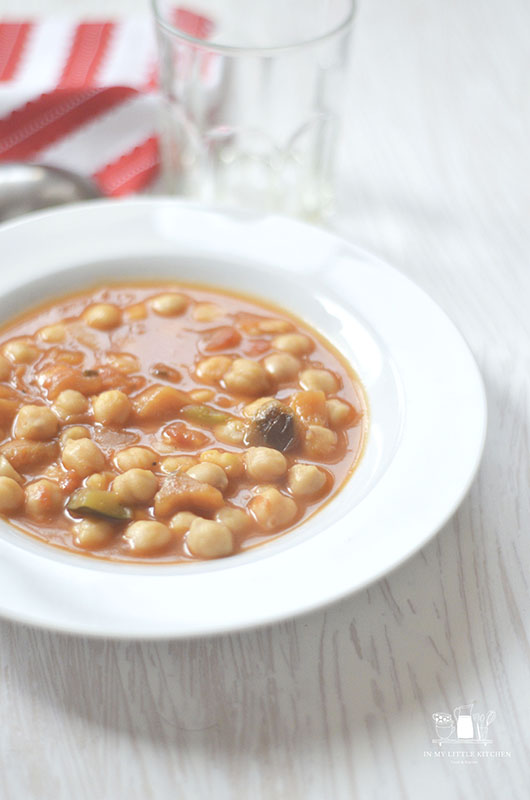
[0,199,487,639]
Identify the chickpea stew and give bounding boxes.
[0,283,367,563]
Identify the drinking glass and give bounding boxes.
[151,0,355,219]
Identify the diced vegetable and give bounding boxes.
[204,326,241,352]
[38,365,102,399]
[154,474,224,517]
[67,488,132,520]
[181,404,231,427]
[246,400,300,452]
[243,339,269,357]
[133,384,187,421]
[0,398,20,425]
[290,390,328,426]
[1,439,59,472]
[96,365,145,395]
[161,421,211,450]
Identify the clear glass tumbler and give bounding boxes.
[151,0,355,219]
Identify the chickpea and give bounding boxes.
[124,302,147,322]
[83,303,121,330]
[199,450,244,478]
[223,359,269,396]
[242,396,278,417]
[73,518,114,549]
[161,455,197,474]
[304,425,338,458]
[186,462,228,492]
[215,507,251,535]
[0,455,23,484]
[244,447,287,482]
[326,398,354,428]
[112,469,158,505]
[169,511,198,535]
[192,303,223,322]
[52,390,89,421]
[62,438,105,477]
[214,419,247,446]
[38,324,66,343]
[60,426,90,445]
[263,353,300,382]
[25,479,63,520]
[248,487,297,531]
[3,339,39,364]
[299,369,339,395]
[272,333,313,356]
[155,440,179,455]
[150,292,188,316]
[115,446,158,472]
[14,404,59,441]
[257,319,293,334]
[0,476,24,513]
[55,350,84,367]
[0,355,11,381]
[106,353,140,374]
[92,390,131,426]
[287,464,327,497]
[186,518,233,558]
[196,356,232,383]
[252,482,283,494]
[189,388,215,403]
[124,520,172,554]
[85,471,115,490]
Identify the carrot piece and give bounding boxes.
[243,339,269,357]
[204,326,241,352]
[96,365,145,395]
[38,365,102,400]
[1,439,59,472]
[290,390,328,426]
[133,384,187,422]
[162,422,211,450]
[0,398,20,425]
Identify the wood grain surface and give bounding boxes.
[0,0,529,797]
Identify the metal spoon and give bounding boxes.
[0,162,102,222]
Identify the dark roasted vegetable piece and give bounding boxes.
[67,488,132,520]
[246,401,300,452]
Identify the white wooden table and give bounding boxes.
[0,0,529,797]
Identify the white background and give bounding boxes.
[0,0,529,798]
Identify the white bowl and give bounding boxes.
[0,199,486,638]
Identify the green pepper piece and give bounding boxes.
[181,404,231,427]
[67,488,132,521]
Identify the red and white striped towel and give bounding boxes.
[0,18,161,196]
